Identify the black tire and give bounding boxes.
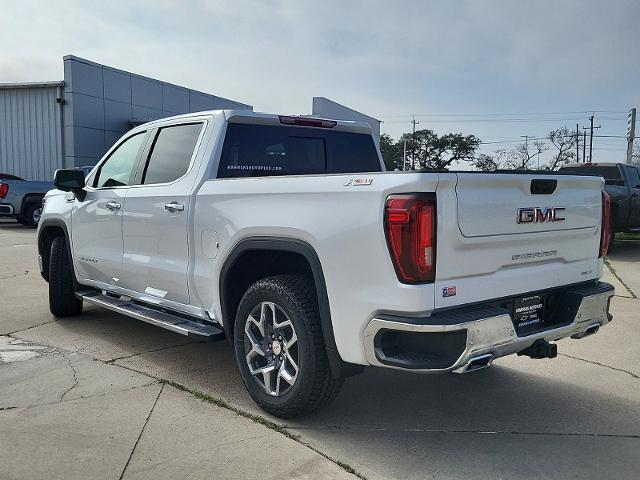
[21,203,42,227]
[15,215,27,226]
[233,274,343,418]
[49,236,83,317]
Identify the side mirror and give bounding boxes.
[54,169,86,200]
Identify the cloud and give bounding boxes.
[0,0,637,161]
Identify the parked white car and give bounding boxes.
[38,110,614,417]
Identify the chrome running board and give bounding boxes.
[79,292,224,340]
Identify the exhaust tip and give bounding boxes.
[462,354,494,373]
[571,323,601,339]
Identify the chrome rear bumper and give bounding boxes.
[363,282,614,373]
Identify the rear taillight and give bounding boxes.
[384,194,436,283]
[599,191,611,257]
[0,183,8,199]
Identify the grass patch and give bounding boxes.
[615,232,640,241]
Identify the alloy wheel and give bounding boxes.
[244,301,299,396]
[32,207,42,224]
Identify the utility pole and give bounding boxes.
[411,116,419,170]
[627,108,636,164]
[585,114,601,163]
[402,139,407,171]
[576,123,580,162]
[583,131,587,163]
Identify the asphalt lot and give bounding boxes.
[1,218,639,480]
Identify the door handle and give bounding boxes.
[105,201,121,211]
[164,202,185,213]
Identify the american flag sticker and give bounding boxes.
[442,286,457,298]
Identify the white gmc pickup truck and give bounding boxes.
[38,110,614,418]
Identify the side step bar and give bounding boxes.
[79,292,224,340]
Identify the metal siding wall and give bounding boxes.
[0,86,62,181]
[64,56,253,168]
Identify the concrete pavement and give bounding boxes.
[0,336,355,480]
[1,218,639,479]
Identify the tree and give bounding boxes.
[400,129,480,170]
[379,133,403,170]
[500,140,547,170]
[472,153,500,171]
[547,126,576,170]
[632,140,640,165]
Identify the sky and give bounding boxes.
[1,0,638,166]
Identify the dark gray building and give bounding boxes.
[0,55,252,180]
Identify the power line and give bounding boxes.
[477,134,625,146]
[379,110,628,119]
[381,117,626,124]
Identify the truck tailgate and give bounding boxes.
[456,174,601,237]
[435,173,604,309]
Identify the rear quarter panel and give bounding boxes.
[192,172,439,364]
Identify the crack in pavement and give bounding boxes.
[118,383,164,480]
[6,320,56,336]
[0,270,29,280]
[0,381,161,412]
[106,341,206,364]
[604,258,637,299]
[59,355,79,402]
[559,352,640,380]
[289,425,640,439]
[109,363,365,479]
[119,433,273,475]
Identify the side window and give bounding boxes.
[93,133,146,188]
[627,166,640,189]
[141,123,203,185]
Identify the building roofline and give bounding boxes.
[0,81,64,90]
[63,54,251,109]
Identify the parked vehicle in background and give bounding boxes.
[0,173,24,181]
[0,174,23,217]
[38,110,614,417]
[560,162,640,246]
[0,176,53,227]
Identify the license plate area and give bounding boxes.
[512,295,545,335]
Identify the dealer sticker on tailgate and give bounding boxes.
[513,295,544,332]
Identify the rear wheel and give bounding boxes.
[233,275,343,418]
[49,236,83,317]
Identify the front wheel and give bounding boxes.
[49,236,83,317]
[233,275,342,418]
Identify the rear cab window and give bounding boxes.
[625,165,640,189]
[561,165,624,186]
[216,123,381,178]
